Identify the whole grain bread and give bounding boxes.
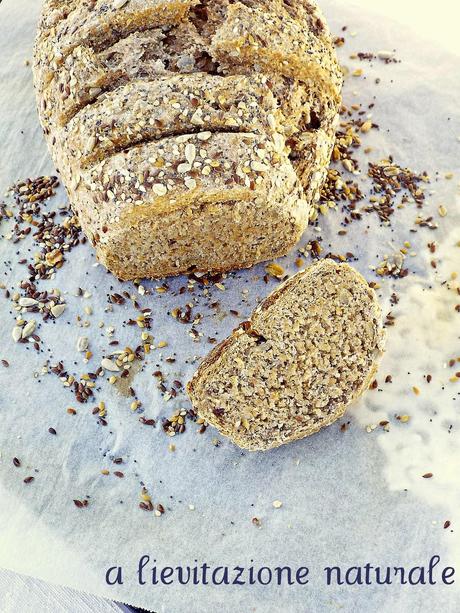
[37,25,208,130]
[69,131,308,279]
[59,74,282,168]
[187,259,385,451]
[33,0,342,280]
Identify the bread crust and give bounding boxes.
[59,74,281,168]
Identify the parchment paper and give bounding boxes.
[1,1,460,612]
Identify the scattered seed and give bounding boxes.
[21,320,36,339]
[377,50,396,60]
[51,304,66,318]
[101,358,120,372]
[76,336,89,352]
[360,120,373,133]
[12,327,22,343]
[265,263,284,278]
[18,297,38,307]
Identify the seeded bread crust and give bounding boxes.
[33,0,342,279]
[37,25,209,130]
[59,74,282,168]
[187,259,385,451]
[37,0,81,32]
[210,2,342,98]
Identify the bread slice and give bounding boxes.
[60,74,282,167]
[185,1,342,105]
[187,259,385,451]
[67,131,308,279]
[188,0,341,204]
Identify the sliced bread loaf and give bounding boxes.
[187,259,385,451]
[34,0,342,279]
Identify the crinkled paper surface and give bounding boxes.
[0,1,460,612]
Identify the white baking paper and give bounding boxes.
[0,1,460,612]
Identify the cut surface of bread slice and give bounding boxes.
[187,259,385,451]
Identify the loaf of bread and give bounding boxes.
[33,0,342,279]
[187,259,385,451]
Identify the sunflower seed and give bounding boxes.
[113,0,129,9]
[18,297,38,307]
[76,336,89,352]
[12,326,22,342]
[152,183,167,196]
[22,320,36,339]
[51,304,66,318]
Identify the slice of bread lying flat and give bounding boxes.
[187,259,385,451]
